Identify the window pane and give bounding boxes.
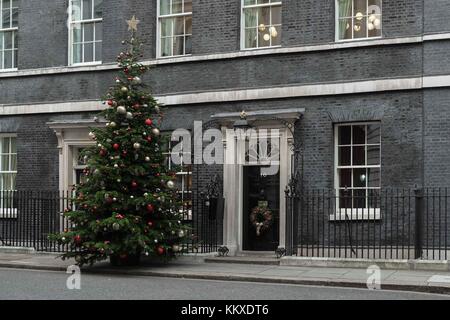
[352,146,365,165]
[83,23,94,42]
[271,26,281,46]
[95,22,102,41]
[244,0,256,5]
[160,0,170,15]
[9,154,16,171]
[185,35,192,54]
[4,31,12,49]
[174,17,184,36]
[368,16,381,37]
[2,0,10,8]
[173,36,184,56]
[271,6,281,25]
[9,137,16,153]
[352,125,366,144]
[1,138,9,153]
[2,9,10,28]
[161,37,171,56]
[258,7,270,27]
[244,8,257,28]
[339,189,352,209]
[353,168,366,188]
[258,29,270,48]
[1,155,9,171]
[11,8,18,27]
[72,0,82,20]
[185,15,192,34]
[354,0,367,16]
[73,26,82,43]
[4,50,12,69]
[338,0,352,18]
[73,43,82,63]
[353,189,366,209]
[172,0,182,14]
[84,42,93,62]
[244,28,257,49]
[94,0,102,18]
[367,123,380,144]
[161,18,172,37]
[338,126,351,145]
[184,0,192,13]
[368,168,380,188]
[338,18,352,40]
[367,146,380,165]
[339,168,351,188]
[338,146,351,166]
[82,0,92,20]
[353,17,367,39]
[95,41,102,61]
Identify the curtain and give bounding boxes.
[338,0,352,40]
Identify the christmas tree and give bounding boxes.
[51,17,189,266]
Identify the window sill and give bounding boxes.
[241,45,282,52]
[0,208,17,219]
[69,61,102,68]
[329,209,380,221]
[0,68,18,73]
[335,36,382,43]
[156,54,192,60]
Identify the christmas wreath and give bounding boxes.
[250,205,273,236]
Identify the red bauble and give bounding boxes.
[146,136,152,143]
[122,150,128,157]
[131,181,138,188]
[145,119,153,126]
[146,204,154,213]
[107,100,114,106]
[105,197,114,205]
[147,221,154,228]
[113,143,120,150]
[156,246,165,255]
[99,149,107,157]
[74,235,82,244]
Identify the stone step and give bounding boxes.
[204,256,281,266]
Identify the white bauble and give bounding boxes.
[117,106,127,114]
[133,142,141,150]
[167,180,175,189]
[126,112,133,120]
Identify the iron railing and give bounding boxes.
[285,188,450,260]
[0,190,220,254]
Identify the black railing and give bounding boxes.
[0,190,220,254]
[285,188,450,260]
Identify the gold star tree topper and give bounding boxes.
[127,15,140,31]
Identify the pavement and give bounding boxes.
[2,252,450,294]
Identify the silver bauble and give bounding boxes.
[112,223,120,231]
[117,106,127,114]
[152,128,160,136]
[89,132,96,139]
[167,180,175,189]
[121,86,128,93]
[126,112,133,120]
[133,142,141,150]
[145,156,150,162]
[109,122,117,128]
[132,76,142,85]
[172,245,180,252]
[178,230,185,237]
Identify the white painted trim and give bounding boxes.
[0,208,18,219]
[329,209,381,221]
[5,34,450,79]
[3,75,450,115]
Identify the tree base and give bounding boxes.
[109,253,141,267]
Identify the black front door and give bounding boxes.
[243,165,280,251]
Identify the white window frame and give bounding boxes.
[162,137,192,221]
[332,122,381,220]
[72,146,88,186]
[156,0,193,59]
[0,0,18,72]
[0,134,17,217]
[335,0,382,42]
[68,0,103,66]
[241,0,282,51]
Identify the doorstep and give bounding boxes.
[205,256,281,266]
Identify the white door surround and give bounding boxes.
[213,108,304,255]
